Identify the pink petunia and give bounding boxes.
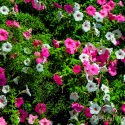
[6,20,13,26]
[54,2,62,9]
[86,5,96,16]
[0,28,9,41]
[115,14,125,22]
[0,67,5,76]
[0,75,6,86]
[99,9,108,18]
[102,4,112,12]
[66,47,76,54]
[34,52,41,58]
[108,13,116,21]
[107,0,116,10]
[71,102,84,112]
[41,47,50,58]
[64,38,76,48]
[19,109,28,122]
[52,39,60,48]
[97,0,107,5]
[53,74,63,85]
[39,118,52,125]
[35,103,46,115]
[15,97,24,108]
[89,64,99,75]
[32,39,42,47]
[23,29,32,40]
[13,21,20,28]
[72,65,81,74]
[121,104,125,114]
[84,107,92,118]
[64,4,73,14]
[108,65,117,76]
[36,57,44,64]
[104,121,109,125]
[14,3,19,12]
[24,0,31,3]
[118,1,124,6]
[28,114,38,125]
[0,117,7,125]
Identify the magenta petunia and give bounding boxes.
[54,2,62,9]
[72,65,81,74]
[71,102,84,112]
[6,20,13,26]
[19,109,28,122]
[35,103,46,115]
[84,107,92,118]
[53,74,63,85]
[15,97,24,108]
[0,75,6,86]
[0,28,9,42]
[64,4,73,14]
[41,47,50,58]
[86,5,96,16]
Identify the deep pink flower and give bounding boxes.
[0,28,9,41]
[54,2,62,9]
[97,0,107,5]
[66,47,76,54]
[36,58,44,64]
[110,59,118,67]
[72,102,84,112]
[64,38,76,48]
[35,103,46,115]
[0,117,7,125]
[89,64,99,75]
[39,118,52,125]
[72,65,81,74]
[104,121,109,125]
[102,4,112,12]
[121,104,125,113]
[108,13,116,21]
[19,109,28,122]
[115,14,125,22]
[52,39,60,48]
[84,107,92,118]
[15,97,24,108]
[28,114,38,125]
[13,21,20,28]
[24,0,31,3]
[41,47,50,58]
[108,65,117,76]
[107,0,116,10]
[75,40,81,48]
[6,20,13,26]
[86,5,96,16]
[32,39,42,47]
[0,75,6,86]
[53,74,63,85]
[64,4,73,14]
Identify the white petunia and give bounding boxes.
[121,117,125,125]
[26,85,31,96]
[115,49,125,59]
[103,94,110,102]
[74,2,80,11]
[21,67,29,73]
[69,110,79,121]
[13,76,20,84]
[105,32,114,41]
[99,65,108,72]
[82,20,91,32]
[79,53,89,62]
[70,92,79,101]
[90,115,99,125]
[58,11,63,22]
[93,23,100,37]
[101,84,109,94]
[0,95,7,109]
[42,44,51,49]
[93,12,103,22]
[102,104,113,113]
[112,29,122,39]
[90,103,101,114]
[2,85,10,94]
[73,11,83,21]
[86,74,93,82]
[36,63,44,72]
[110,37,117,45]
[97,46,106,55]
[0,6,9,15]
[123,74,125,82]
[24,58,31,66]
[2,42,12,53]
[86,82,97,92]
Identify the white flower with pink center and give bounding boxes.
[115,49,125,59]
[79,53,89,62]
[93,12,104,22]
[82,20,91,32]
[70,92,79,101]
[105,32,114,40]
[101,84,109,94]
[86,82,97,92]
[90,103,101,114]
[73,11,83,21]
[0,95,7,109]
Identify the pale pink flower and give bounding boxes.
[0,28,9,41]
[72,65,81,74]
[28,114,38,125]
[15,97,24,108]
[39,118,52,125]
[53,74,62,85]
[14,3,19,12]
[0,117,7,125]
[86,5,96,16]
[118,1,124,6]
[23,29,32,40]
[64,4,73,14]
[13,20,20,28]
[34,52,41,58]
[97,0,106,5]
[36,58,44,64]
[35,103,46,115]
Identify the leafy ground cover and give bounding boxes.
[0,0,125,125]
